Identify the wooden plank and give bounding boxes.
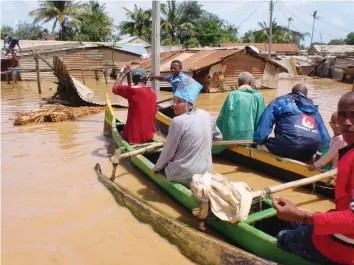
[34,55,42,94]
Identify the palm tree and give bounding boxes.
[242,30,256,43]
[29,1,84,40]
[252,20,308,45]
[117,5,152,41]
[161,1,195,45]
[287,17,294,31]
[310,10,319,45]
[77,1,113,41]
[256,21,271,42]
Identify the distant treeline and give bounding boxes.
[1,1,353,48]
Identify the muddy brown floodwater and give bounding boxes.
[1,78,352,265]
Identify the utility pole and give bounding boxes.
[268,0,274,59]
[152,1,161,101]
[310,10,319,45]
[320,33,323,43]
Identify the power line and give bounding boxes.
[285,2,318,27]
[236,1,266,29]
[276,3,290,22]
[224,1,262,16]
[317,18,351,34]
[283,1,347,38]
[278,3,312,33]
[279,2,345,41]
[276,3,305,33]
[279,2,313,28]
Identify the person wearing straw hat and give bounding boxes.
[152,76,222,186]
[272,91,354,265]
[112,66,157,144]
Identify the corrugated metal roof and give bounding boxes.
[116,36,138,44]
[187,47,242,51]
[115,36,151,47]
[20,43,83,55]
[277,55,323,67]
[160,45,183,52]
[113,48,287,73]
[221,42,299,53]
[182,50,238,72]
[132,50,238,72]
[135,51,182,70]
[312,45,354,55]
[117,44,148,55]
[19,42,142,56]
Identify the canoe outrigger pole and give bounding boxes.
[109,142,165,181]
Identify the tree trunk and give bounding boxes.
[60,22,66,41]
[170,29,175,43]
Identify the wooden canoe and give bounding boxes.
[155,106,335,197]
[100,97,329,265]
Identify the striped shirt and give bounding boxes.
[314,134,347,169]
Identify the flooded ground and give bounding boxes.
[1,78,352,265]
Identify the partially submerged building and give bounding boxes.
[304,45,354,82]
[118,47,287,92]
[17,42,143,80]
[308,45,354,56]
[276,55,324,76]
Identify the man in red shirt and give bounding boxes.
[112,66,157,144]
[272,91,354,265]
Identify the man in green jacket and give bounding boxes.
[212,72,265,154]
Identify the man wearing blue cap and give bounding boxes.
[112,66,157,144]
[152,77,222,186]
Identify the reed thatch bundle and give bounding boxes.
[14,104,105,126]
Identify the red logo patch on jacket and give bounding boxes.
[301,114,315,129]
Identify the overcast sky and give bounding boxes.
[1,0,353,46]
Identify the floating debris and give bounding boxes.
[13,104,104,125]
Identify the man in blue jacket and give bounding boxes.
[254,84,330,162]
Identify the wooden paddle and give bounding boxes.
[110,142,164,181]
[251,168,337,199]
